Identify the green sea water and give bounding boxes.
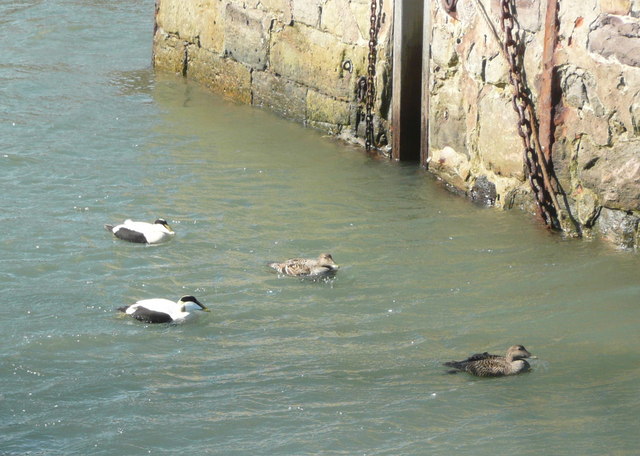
[1,1,640,455]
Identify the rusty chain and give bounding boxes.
[365,0,382,151]
[442,0,458,17]
[500,0,561,230]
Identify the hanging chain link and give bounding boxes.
[365,0,381,151]
[442,0,458,16]
[500,0,560,230]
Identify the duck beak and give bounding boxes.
[331,264,340,270]
[528,355,538,359]
[165,225,174,233]
[201,308,210,312]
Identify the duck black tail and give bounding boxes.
[117,306,129,313]
[105,224,115,232]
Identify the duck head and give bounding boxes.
[154,218,174,233]
[318,253,339,270]
[506,345,536,361]
[178,295,209,312]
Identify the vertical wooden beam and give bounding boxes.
[392,0,424,161]
[420,0,432,168]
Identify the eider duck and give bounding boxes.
[118,295,208,323]
[105,219,174,244]
[268,253,339,277]
[444,345,536,377]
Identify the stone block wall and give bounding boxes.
[153,0,393,145]
[153,0,640,248]
[428,0,640,248]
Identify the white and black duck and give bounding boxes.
[118,295,208,323]
[105,219,174,244]
[268,253,339,277]
[444,345,536,377]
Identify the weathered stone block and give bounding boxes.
[321,0,362,44]
[575,186,601,227]
[599,0,631,15]
[270,22,353,99]
[349,0,373,43]
[429,70,467,156]
[597,207,639,248]
[307,120,344,134]
[588,15,640,68]
[465,41,507,86]
[432,25,459,69]
[252,71,307,122]
[583,110,612,146]
[503,185,537,213]
[482,0,540,30]
[456,0,478,24]
[484,53,509,86]
[153,32,186,75]
[198,0,225,53]
[563,75,588,110]
[292,0,322,27]
[187,46,252,104]
[477,92,525,179]
[464,40,484,81]
[248,0,292,23]
[548,134,574,192]
[156,0,199,41]
[514,0,542,32]
[632,102,640,136]
[597,71,639,138]
[306,89,351,125]
[494,177,532,211]
[559,65,606,116]
[429,146,471,191]
[577,139,640,210]
[156,0,223,53]
[224,4,271,70]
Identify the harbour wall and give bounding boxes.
[152,0,393,140]
[152,0,640,249]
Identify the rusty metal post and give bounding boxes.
[392,0,424,161]
[538,0,559,162]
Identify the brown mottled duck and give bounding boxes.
[444,345,536,377]
[268,253,339,277]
